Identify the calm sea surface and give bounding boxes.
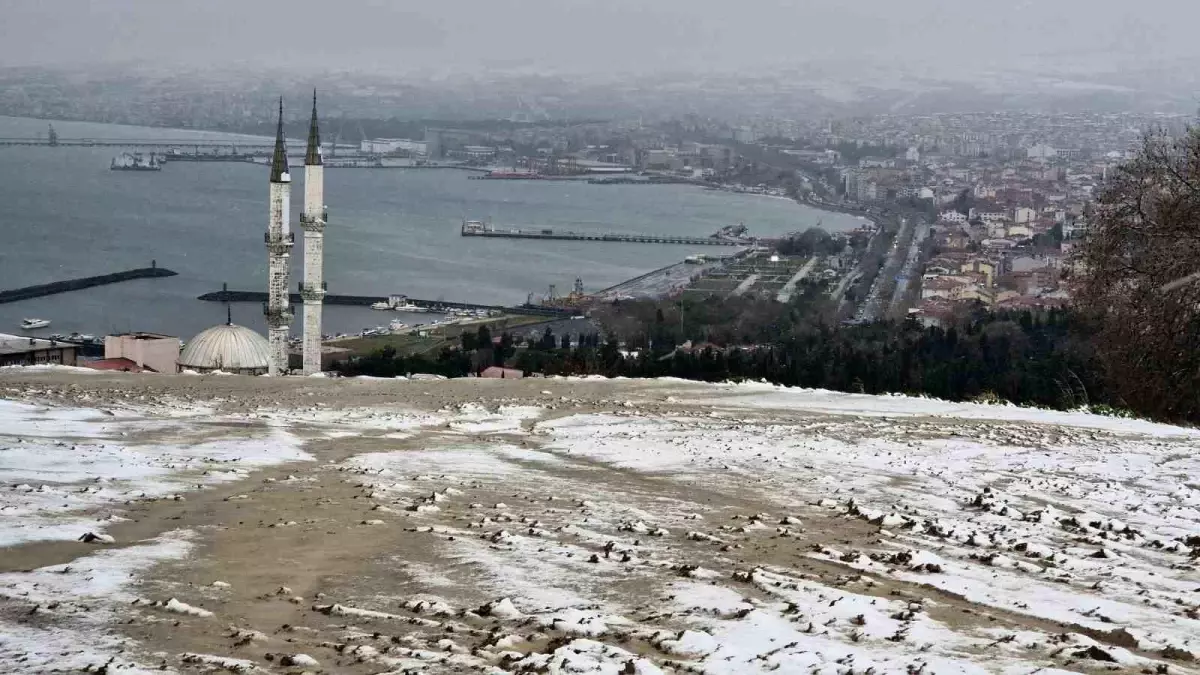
[0,115,865,339]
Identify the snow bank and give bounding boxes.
[0,399,311,546]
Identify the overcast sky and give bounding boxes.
[2,0,1199,77]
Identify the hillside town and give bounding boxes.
[555,110,1191,324]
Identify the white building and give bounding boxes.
[1006,223,1034,239]
[446,145,497,160]
[1013,207,1037,224]
[939,210,968,223]
[1027,144,1056,161]
[733,126,757,143]
[360,138,429,156]
[1062,218,1089,239]
[104,333,180,374]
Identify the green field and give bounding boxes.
[332,313,553,357]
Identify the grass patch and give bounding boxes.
[333,313,553,357]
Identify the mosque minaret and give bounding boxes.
[300,91,327,375]
[265,98,294,375]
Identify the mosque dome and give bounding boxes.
[178,323,271,375]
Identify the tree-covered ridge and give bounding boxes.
[335,309,1128,420]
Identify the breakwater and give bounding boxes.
[0,266,177,305]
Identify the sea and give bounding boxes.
[0,115,866,340]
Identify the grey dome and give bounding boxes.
[178,324,271,374]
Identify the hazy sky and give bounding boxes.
[2,0,1199,77]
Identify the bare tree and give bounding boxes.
[1075,128,1200,422]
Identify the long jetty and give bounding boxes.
[462,227,752,246]
[0,266,177,305]
[0,137,345,152]
[198,290,572,318]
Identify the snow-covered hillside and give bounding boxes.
[0,373,1196,674]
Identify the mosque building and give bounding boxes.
[177,308,272,375]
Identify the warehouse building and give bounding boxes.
[0,334,78,368]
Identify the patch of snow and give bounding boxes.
[0,530,195,673]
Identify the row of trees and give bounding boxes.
[338,309,1113,417]
[575,311,1103,412]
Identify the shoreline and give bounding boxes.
[0,114,276,143]
[2,111,868,228]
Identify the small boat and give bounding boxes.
[370,301,393,310]
[21,318,51,330]
[393,302,431,313]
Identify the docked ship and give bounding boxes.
[111,152,163,171]
[392,300,431,313]
[370,295,432,313]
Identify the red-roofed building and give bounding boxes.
[83,357,152,373]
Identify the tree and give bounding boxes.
[1075,128,1200,422]
[496,332,514,366]
[776,227,835,257]
[460,331,478,352]
[951,189,974,216]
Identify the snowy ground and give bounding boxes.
[0,398,314,547]
[0,373,1197,674]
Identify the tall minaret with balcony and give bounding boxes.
[300,90,326,375]
[265,98,294,375]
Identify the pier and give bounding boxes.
[197,290,572,318]
[467,174,588,181]
[0,265,177,305]
[461,223,753,247]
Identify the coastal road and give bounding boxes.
[887,220,932,318]
[854,217,916,323]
